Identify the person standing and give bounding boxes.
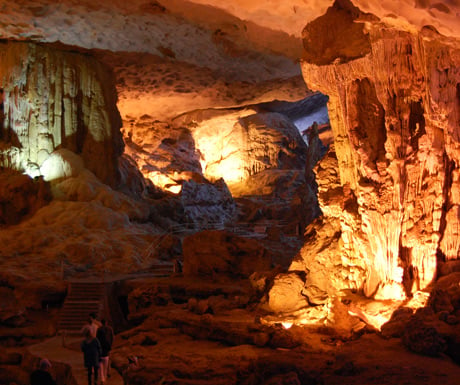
[96,319,114,385]
[81,328,102,385]
[30,358,56,385]
[81,312,102,338]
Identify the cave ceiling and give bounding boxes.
[0,1,457,118]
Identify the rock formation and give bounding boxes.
[0,41,123,187]
[297,0,460,299]
[0,170,51,225]
[182,229,272,277]
[1,1,460,384]
[174,109,310,189]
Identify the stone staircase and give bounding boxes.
[58,281,106,333]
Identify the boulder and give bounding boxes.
[267,272,308,313]
[380,307,414,338]
[428,273,460,312]
[302,285,328,305]
[402,317,447,356]
[0,170,51,225]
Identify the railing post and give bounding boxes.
[60,259,64,280]
[61,329,67,347]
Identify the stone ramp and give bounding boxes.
[28,336,124,385]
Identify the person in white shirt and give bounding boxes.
[81,312,102,338]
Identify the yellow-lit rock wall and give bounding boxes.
[300,1,460,299]
[0,41,123,186]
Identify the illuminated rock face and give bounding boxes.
[0,41,123,186]
[190,111,308,186]
[300,0,460,299]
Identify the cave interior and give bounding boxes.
[1,0,460,384]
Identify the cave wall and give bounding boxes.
[0,41,123,186]
[299,1,460,299]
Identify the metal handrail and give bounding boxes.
[141,220,292,259]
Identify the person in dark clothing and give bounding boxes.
[30,358,56,385]
[96,319,114,384]
[81,328,102,385]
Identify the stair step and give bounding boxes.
[63,300,101,303]
[58,281,112,332]
[60,312,100,317]
[59,321,92,325]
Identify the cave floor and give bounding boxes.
[99,275,460,385]
[28,336,124,385]
[21,325,460,385]
[5,273,459,385]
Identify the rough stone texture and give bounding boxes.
[0,169,51,225]
[0,351,76,385]
[182,230,272,277]
[122,119,203,194]
[123,104,321,235]
[380,307,414,338]
[288,145,355,298]
[428,272,460,313]
[300,0,460,299]
[181,178,237,229]
[0,41,123,186]
[402,317,447,357]
[267,272,309,314]
[187,111,308,186]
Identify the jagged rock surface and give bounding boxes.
[299,0,460,299]
[0,41,123,187]
[0,170,51,225]
[182,230,272,277]
[181,179,237,229]
[183,111,309,187]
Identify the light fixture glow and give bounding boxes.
[147,171,182,194]
[281,321,293,329]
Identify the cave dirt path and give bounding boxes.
[28,336,124,385]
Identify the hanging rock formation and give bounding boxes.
[294,0,460,300]
[0,41,123,187]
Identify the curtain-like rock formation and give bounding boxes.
[298,0,460,299]
[0,41,123,186]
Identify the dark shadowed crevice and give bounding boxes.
[409,99,426,152]
[436,154,455,276]
[348,78,386,174]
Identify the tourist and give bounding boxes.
[81,328,102,385]
[30,358,56,385]
[81,312,101,338]
[96,319,114,384]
